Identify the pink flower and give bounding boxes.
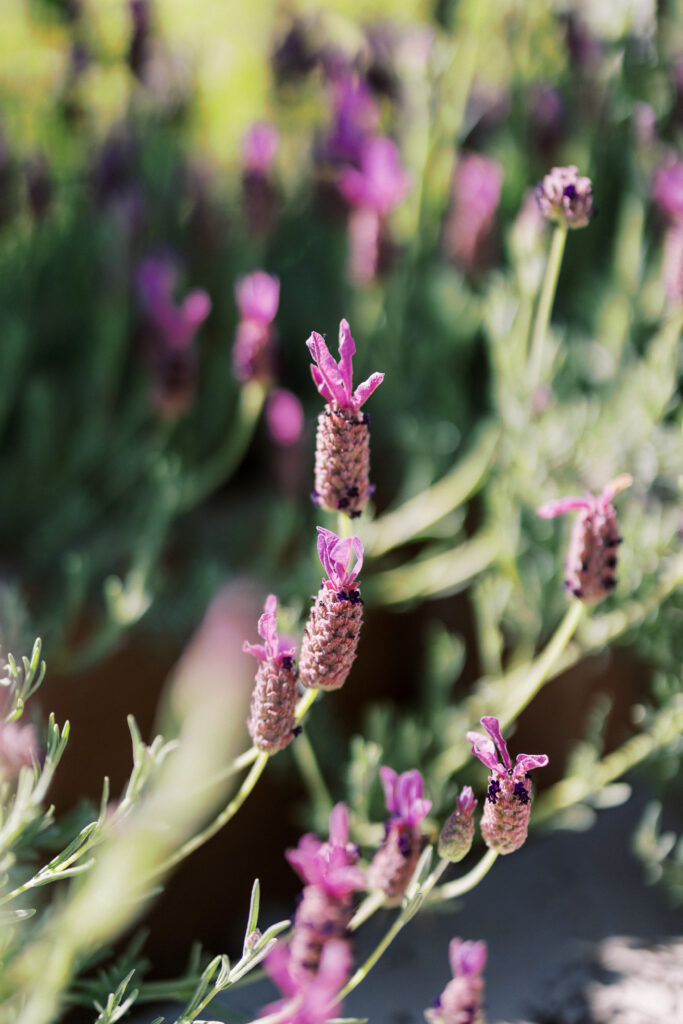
[536,164,594,228]
[378,766,432,827]
[243,595,296,665]
[324,71,379,164]
[267,389,305,447]
[425,939,487,1024]
[263,938,351,1024]
[467,717,548,855]
[368,767,431,904]
[537,474,632,603]
[653,161,683,222]
[338,136,411,216]
[316,528,363,595]
[243,595,298,754]
[242,121,279,175]
[137,257,211,350]
[307,319,384,411]
[286,803,365,899]
[235,271,280,325]
[444,152,503,275]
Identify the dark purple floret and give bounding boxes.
[564,183,577,198]
[513,781,530,805]
[397,830,412,857]
[486,779,501,804]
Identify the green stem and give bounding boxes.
[291,729,334,821]
[152,752,269,877]
[426,847,498,905]
[527,221,568,385]
[337,512,352,539]
[349,889,387,931]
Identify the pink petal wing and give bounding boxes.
[480,717,511,770]
[537,496,591,518]
[466,730,500,772]
[306,332,345,406]
[337,319,356,400]
[379,765,399,813]
[352,371,385,409]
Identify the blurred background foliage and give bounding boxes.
[0,0,683,985]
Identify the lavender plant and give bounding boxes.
[1,2,682,1022]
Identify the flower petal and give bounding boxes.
[537,496,592,518]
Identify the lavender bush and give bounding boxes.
[1,1,683,1022]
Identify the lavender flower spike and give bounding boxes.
[467,717,548,855]
[243,595,299,753]
[536,164,594,228]
[299,529,364,691]
[308,320,384,516]
[538,474,632,604]
[438,786,477,863]
[263,938,351,1024]
[425,938,487,1024]
[368,766,432,905]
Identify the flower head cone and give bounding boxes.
[285,804,364,982]
[307,320,384,517]
[368,767,432,904]
[424,939,487,1024]
[467,718,548,855]
[536,164,594,228]
[438,787,477,863]
[243,595,298,753]
[537,474,632,604]
[299,529,364,691]
[263,937,351,1024]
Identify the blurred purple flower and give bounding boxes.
[242,121,279,175]
[266,389,304,447]
[0,722,39,783]
[263,938,351,1024]
[368,766,431,904]
[138,258,211,350]
[233,271,280,383]
[444,152,503,275]
[379,766,432,827]
[653,161,683,222]
[324,71,379,164]
[425,939,487,1024]
[286,803,365,899]
[235,271,280,325]
[339,136,411,217]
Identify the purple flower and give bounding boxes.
[235,271,280,325]
[137,257,211,349]
[324,71,379,164]
[316,528,363,594]
[444,152,503,275]
[338,136,411,216]
[467,717,548,781]
[286,803,365,900]
[537,474,632,604]
[536,164,594,228]
[243,594,296,665]
[263,938,351,1024]
[307,319,384,411]
[653,161,683,222]
[379,766,432,826]
[242,121,279,175]
[266,389,304,447]
[425,939,487,1024]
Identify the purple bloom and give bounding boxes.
[263,938,351,1024]
[537,474,632,604]
[425,938,487,1024]
[536,164,594,229]
[286,803,365,899]
[467,717,548,855]
[242,121,279,175]
[266,388,304,447]
[137,258,211,350]
[324,71,379,164]
[338,136,411,216]
[653,161,683,222]
[307,319,384,411]
[235,271,280,325]
[379,766,432,827]
[444,152,503,275]
[316,528,363,594]
[243,594,296,664]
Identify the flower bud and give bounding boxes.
[438,786,477,863]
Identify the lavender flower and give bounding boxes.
[653,161,683,222]
[242,121,279,175]
[241,123,280,235]
[425,939,487,1024]
[368,767,432,904]
[338,136,411,284]
[438,787,477,863]
[324,71,379,165]
[243,595,299,753]
[137,257,211,416]
[285,804,365,982]
[536,164,594,229]
[263,938,351,1024]
[0,722,39,783]
[537,474,632,604]
[307,319,384,516]
[467,717,548,855]
[299,529,364,691]
[266,389,304,447]
[232,271,280,383]
[443,153,503,276]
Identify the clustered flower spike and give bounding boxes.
[438,786,477,863]
[283,804,364,986]
[537,474,632,604]
[536,164,594,228]
[232,271,280,383]
[368,767,431,905]
[424,938,487,1024]
[263,938,351,1024]
[243,595,299,753]
[299,529,364,691]
[467,717,548,855]
[307,320,384,516]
